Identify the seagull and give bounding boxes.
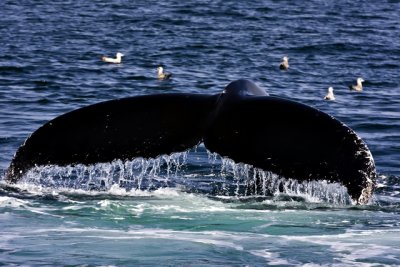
[101,52,124,64]
[349,77,365,91]
[157,65,172,80]
[324,87,335,101]
[279,56,289,70]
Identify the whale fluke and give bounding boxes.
[6,80,376,203]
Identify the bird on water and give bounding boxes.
[101,52,124,64]
[157,65,172,80]
[324,87,335,101]
[349,77,365,91]
[279,56,289,70]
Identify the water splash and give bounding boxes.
[216,157,352,205]
[22,152,189,191]
[16,148,352,204]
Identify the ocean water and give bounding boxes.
[1,0,399,266]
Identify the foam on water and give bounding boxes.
[6,225,399,266]
[280,228,400,266]
[0,196,28,208]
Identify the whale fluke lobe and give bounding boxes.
[205,83,376,203]
[7,94,217,183]
[6,80,376,203]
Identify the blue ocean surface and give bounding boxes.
[1,1,399,266]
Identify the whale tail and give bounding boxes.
[5,80,376,203]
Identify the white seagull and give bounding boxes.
[279,56,289,70]
[101,52,124,64]
[157,65,172,80]
[349,77,365,91]
[324,87,335,101]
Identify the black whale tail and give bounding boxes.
[6,79,376,204]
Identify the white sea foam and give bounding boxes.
[29,227,247,251]
[10,223,400,266]
[249,250,291,265]
[0,195,64,218]
[280,228,400,266]
[36,226,398,265]
[0,196,28,208]
[170,215,193,220]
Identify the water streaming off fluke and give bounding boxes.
[19,148,352,204]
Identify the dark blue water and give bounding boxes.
[1,1,399,266]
